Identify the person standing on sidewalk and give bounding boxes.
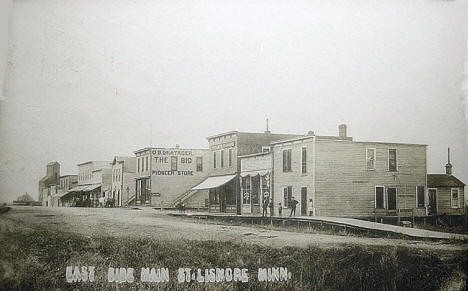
[308,198,314,216]
[262,197,269,217]
[289,197,298,217]
[269,199,274,217]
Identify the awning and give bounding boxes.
[240,170,270,178]
[67,185,88,192]
[84,184,101,191]
[191,174,237,190]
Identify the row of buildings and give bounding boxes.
[38,124,466,218]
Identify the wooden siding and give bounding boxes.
[314,140,427,217]
[436,187,465,215]
[272,139,315,215]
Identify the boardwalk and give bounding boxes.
[170,212,468,241]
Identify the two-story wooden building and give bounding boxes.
[133,146,210,208]
[191,130,300,214]
[240,125,436,218]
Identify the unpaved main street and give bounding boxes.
[1,206,466,253]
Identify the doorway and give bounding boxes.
[387,187,397,211]
[428,189,437,215]
[301,187,307,216]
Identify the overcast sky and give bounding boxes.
[0,0,467,202]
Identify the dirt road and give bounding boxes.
[1,206,466,253]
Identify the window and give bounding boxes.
[171,156,178,171]
[141,157,145,172]
[213,152,217,169]
[228,149,233,167]
[388,149,397,172]
[283,186,292,208]
[196,157,203,172]
[451,188,460,208]
[366,148,376,170]
[283,149,292,172]
[375,186,385,209]
[417,186,425,208]
[241,176,251,204]
[146,156,149,171]
[137,158,140,173]
[301,147,307,174]
[221,150,224,168]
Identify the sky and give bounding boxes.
[0,0,467,202]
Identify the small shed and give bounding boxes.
[427,174,465,216]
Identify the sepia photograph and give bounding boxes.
[0,0,467,290]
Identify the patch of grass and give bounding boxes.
[0,228,466,290]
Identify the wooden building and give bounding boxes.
[240,125,431,218]
[192,128,300,214]
[426,149,465,216]
[133,146,210,208]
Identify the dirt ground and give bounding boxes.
[1,206,466,253]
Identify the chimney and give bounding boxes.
[264,118,271,134]
[445,147,452,175]
[175,144,180,149]
[307,130,315,136]
[338,124,347,139]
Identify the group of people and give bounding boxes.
[261,196,314,217]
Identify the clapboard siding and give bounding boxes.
[272,138,315,215]
[314,139,427,217]
[436,187,465,215]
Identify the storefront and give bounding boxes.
[239,152,273,215]
[191,174,237,213]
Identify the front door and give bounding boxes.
[300,187,307,216]
[387,188,397,211]
[428,189,437,215]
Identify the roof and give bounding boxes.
[427,174,465,187]
[239,152,272,159]
[47,161,59,166]
[15,193,36,202]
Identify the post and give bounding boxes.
[412,209,415,227]
[161,201,163,211]
[397,209,400,226]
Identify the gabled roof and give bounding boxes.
[15,193,36,202]
[427,174,465,187]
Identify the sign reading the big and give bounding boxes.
[154,156,192,164]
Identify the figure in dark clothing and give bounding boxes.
[278,203,282,217]
[289,197,298,217]
[269,199,274,217]
[262,197,269,217]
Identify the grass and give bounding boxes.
[0,227,467,290]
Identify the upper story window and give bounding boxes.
[196,157,203,172]
[146,156,149,171]
[283,149,292,172]
[213,152,217,169]
[228,149,233,167]
[221,150,224,168]
[137,158,141,173]
[451,188,460,208]
[366,148,376,170]
[171,156,178,171]
[301,147,307,174]
[388,149,397,172]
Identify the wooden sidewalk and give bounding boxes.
[169,212,468,241]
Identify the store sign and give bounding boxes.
[151,149,193,156]
[211,141,235,151]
